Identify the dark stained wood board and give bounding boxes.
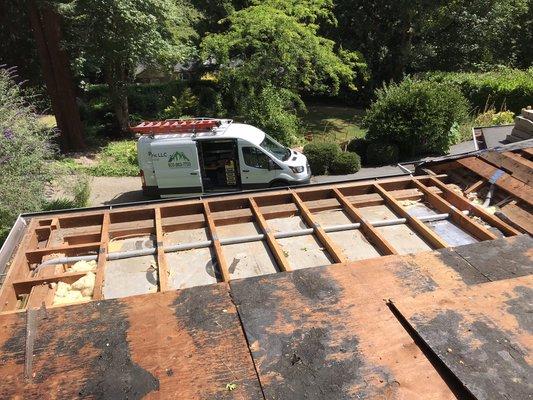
[390,275,533,400]
[229,253,472,400]
[0,283,263,399]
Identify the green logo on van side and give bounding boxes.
[168,151,192,168]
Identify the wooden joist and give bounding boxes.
[426,177,520,237]
[292,191,348,264]
[412,180,498,241]
[332,188,397,255]
[374,184,449,249]
[92,213,109,301]
[480,152,533,185]
[155,208,170,291]
[203,201,230,282]
[457,157,533,206]
[249,198,291,272]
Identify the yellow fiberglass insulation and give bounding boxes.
[52,272,96,305]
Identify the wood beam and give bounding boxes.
[291,191,348,263]
[374,184,448,249]
[425,177,520,237]
[464,179,485,195]
[457,157,533,206]
[93,213,109,300]
[155,208,170,291]
[333,188,397,255]
[412,180,498,241]
[203,201,230,282]
[249,198,291,272]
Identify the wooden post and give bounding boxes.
[425,177,520,237]
[249,198,291,272]
[291,192,348,263]
[332,188,397,255]
[155,208,170,291]
[412,180,498,241]
[203,201,230,282]
[374,184,448,249]
[93,213,109,300]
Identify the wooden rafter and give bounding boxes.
[374,184,448,249]
[291,191,348,264]
[464,179,485,195]
[249,198,291,272]
[412,180,498,241]
[203,201,230,282]
[332,188,397,255]
[425,177,520,237]
[155,208,170,291]
[93,212,109,300]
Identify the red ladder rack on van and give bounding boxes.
[130,119,222,135]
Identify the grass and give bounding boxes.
[301,105,366,144]
[54,140,139,177]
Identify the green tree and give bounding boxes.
[59,0,199,133]
[0,67,55,242]
[201,0,363,143]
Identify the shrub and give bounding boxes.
[346,137,369,164]
[330,152,361,174]
[0,67,54,243]
[423,68,533,114]
[366,142,399,166]
[303,141,341,175]
[364,78,469,158]
[474,109,515,126]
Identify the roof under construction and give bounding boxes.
[0,142,531,399]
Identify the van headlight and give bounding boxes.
[290,166,304,173]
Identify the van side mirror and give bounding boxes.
[268,159,274,171]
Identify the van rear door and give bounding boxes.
[151,140,203,196]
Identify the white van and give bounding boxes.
[133,118,311,198]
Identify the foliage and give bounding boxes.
[0,67,55,242]
[365,142,399,166]
[55,140,139,177]
[201,0,363,144]
[163,87,199,119]
[364,78,469,158]
[329,151,361,174]
[303,141,340,175]
[346,137,369,163]
[474,110,515,126]
[43,177,90,211]
[423,68,533,114]
[60,0,199,131]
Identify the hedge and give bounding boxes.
[346,137,369,164]
[330,152,361,174]
[364,78,469,158]
[423,68,533,114]
[303,141,340,175]
[366,142,399,166]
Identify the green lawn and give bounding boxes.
[301,105,366,144]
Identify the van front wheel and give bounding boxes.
[269,179,290,188]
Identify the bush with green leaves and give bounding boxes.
[365,142,399,166]
[346,137,369,164]
[364,78,469,158]
[330,152,361,174]
[0,68,55,242]
[424,68,533,114]
[303,141,341,175]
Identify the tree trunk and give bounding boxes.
[28,0,85,152]
[105,62,130,135]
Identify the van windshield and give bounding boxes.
[259,134,291,161]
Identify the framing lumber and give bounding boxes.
[412,180,498,241]
[92,213,109,301]
[457,157,533,206]
[203,201,230,282]
[464,179,485,195]
[374,184,448,249]
[249,198,291,272]
[291,191,348,264]
[481,152,533,185]
[426,177,520,237]
[332,188,397,256]
[155,208,170,291]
